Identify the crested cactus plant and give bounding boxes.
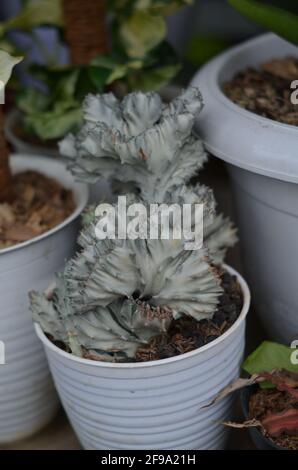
[31,88,238,362]
[60,87,237,262]
[30,221,223,360]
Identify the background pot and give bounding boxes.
[191,33,298,344]
[36,265,250,450]
[5,109,112,204]
[241,386,285,450]
[0,154,88,444]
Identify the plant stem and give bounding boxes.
[0,107,14,203]
[62,0,109,66]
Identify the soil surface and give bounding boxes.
[0,171,75,250]
[135,270,243,362]
[249,388,298,450]
[224,57,298,126]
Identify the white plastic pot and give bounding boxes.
[191,33,298,343]
[0,154,88,444]
[36,265,250,450]
[5,110,112,205]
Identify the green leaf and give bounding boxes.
[17,87,51,114]
[91,56,122,69]
[186,35,230,66]
[90,56,129,87]
[243,341,298,388]
[25,106,82,141]
[108,60,143,84]
[88,66,111,92]
[145,0,193,16]
[1,0,63,32]
[129,63,180,91]
[18,66,83,140]
[0,50,22,87]
[109,0,193,15]
[0,39,20,56]
[229,0,298,45]
[120,10,166,58]
[54,69,80,101]
[90,56,144,88]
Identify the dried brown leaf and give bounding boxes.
[201,374,264,409]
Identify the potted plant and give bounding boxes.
[0,49,88,443]
[191,1,298,343]
[30,88,250,450]
[3,0,189,151]
[212,341,298,450]
[3,0,190,202]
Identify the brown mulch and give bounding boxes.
[135,271,243,362]
[249,388,298,450]
[0,171,75,250]
[224,57,298,126]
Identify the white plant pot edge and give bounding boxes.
[0,153,89,444]
[191,33,298,183]
[5,109,60,158]
[0,153,89,256]
[35,263,250,369]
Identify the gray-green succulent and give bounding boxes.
[30,226,222,360]
[30,87,237,362]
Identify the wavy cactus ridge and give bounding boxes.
[165,183,238,263]
[59,87,207,200]
[63,206,224,318]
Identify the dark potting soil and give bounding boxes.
[224,57,298,126]
[0,171,75,249]
[249,388,298,450]
[135,270,243,362]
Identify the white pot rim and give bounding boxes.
[35,263,250,369]
[197,33,298,133]
[191,33,298,183]
[0,154,89,256]
[5,109,60,158]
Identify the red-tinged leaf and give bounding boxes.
[262,408,298,437]
[259,370,298,399]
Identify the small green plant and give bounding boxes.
[210,341,298,448]
[30,88,237,362]
[229,0,298,45]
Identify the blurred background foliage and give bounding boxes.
[0,0,194,140]
[0,0,295,141]
[228,0,298,45]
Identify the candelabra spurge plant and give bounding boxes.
[31,88,238,362]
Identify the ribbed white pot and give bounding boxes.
[5,110,112,205]
[0,154,88,444]
[36,265,250,450]
[191,33,298,344]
